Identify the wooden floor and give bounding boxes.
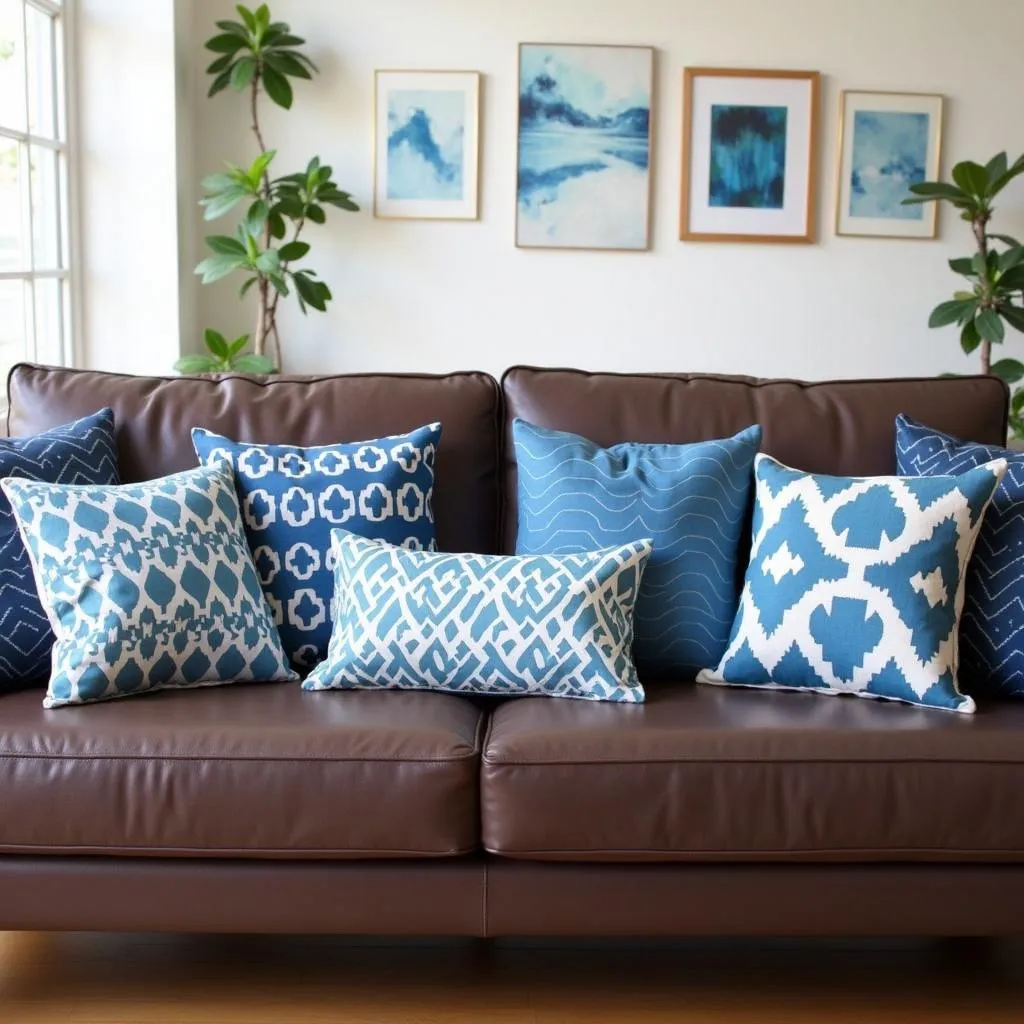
[1,933,1023,1023]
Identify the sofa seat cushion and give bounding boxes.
[0,685,483,858]
[481,681,1024,862]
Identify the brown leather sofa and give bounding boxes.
[2,363,1023,937]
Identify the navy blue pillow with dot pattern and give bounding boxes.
[193,423,441,669]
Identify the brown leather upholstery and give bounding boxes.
[6,364,502,554]
[500,367,1009,550]
[482,681,1024,862]
[0,685,483,858]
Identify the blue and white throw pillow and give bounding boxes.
[193,423,441,669]
[305,531,653,703]
[697,453,1006,714]
[897,414,1024,698]
[2,463,297,708]
[0,409,119,689]
[514,420,762,676]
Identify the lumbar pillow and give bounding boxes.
[896,414,1024,698]
[2,463,297,708]
[0,408,120,689]
[514,420,762,676]
[193,423,441,668]
[697,453,1006,713]
[305,530,653,703]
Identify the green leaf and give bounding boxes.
[904,181,970,203]
[977,308,1006,344]
[990,358,1024,384]
[239,277,258,299]
[1013,387,1024,415]
[246,199,269,235]
[267,211,287,239]
[248,149,276,186]
[205,234,247,256]
[208,69,234,97]
[986,152,1009,185]
[990,233,1023,248]
[174,354,222,375]
[988,160,1024,199]
[254,248,281,274]
[263,51,312,79]
[929,299,975,328]
[262,66,293,108]
[949,257,976,276]
[195,254,248,284]
[1000,304,1024,334]
[254,4,271,29]
[201,172,239,193]
[951,160,990,198]
[232,353,278,374]
[998,267,1024,293]
[960,320,980,355]
[206,33,246,54]
[267,33,305,48]
[227,334,250,357]
[230,56,257,90]
[1000,247,1024,273]
[207,54,235,74]
[204,328,230,359]
[236,5,257,32]
[201,189,247,220]
[278,241,310,262]
[306,204,326,224]
[215,19,250,38]
[292,271,330,312]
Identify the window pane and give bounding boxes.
[30,143,59,269]
[33,276,62,364]
[25,4,55,139]
[0,136,26,271]
[0,278,27,375]
[0,0,26,132]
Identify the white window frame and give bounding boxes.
[0,0,73,370]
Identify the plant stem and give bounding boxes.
[972,211,995,375]
[250,70,273,360]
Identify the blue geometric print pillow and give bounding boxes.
[193,423,440,669]
[896,414,1024,698]
[0,409,119,690]
[697,453,1006,714]
[514,420,762,676]
[305,531,653,703]
[2,463,297,708]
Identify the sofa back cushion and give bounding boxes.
[501,367,1008,552]
[7,366,502,555]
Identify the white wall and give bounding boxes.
[180,0,1023,379]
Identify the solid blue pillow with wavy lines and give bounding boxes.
[514,420,761,677]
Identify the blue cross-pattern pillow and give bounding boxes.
[0,409,119,690]
[514,420,762,677]
[2,462,297,707]
[698,453,1006,714]
[896,414,1024,698]
[193,423,441,668]
[305,531,653,703]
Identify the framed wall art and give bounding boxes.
[516,42,654,251]
[680,68,820,244]
[835,90,944,239]
[374,70,481,220]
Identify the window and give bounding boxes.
[0,0,70,380]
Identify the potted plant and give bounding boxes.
[175,4,359,375]
[903,153,1024,437]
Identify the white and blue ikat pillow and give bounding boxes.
[2,462,297,708]
[193,423,441,669]
[305,531,654,703]
[698,453,1006,713]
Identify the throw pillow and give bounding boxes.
[0,409,119,689]
[514,420,762,677]
[304,530,653,703]
[896,414,1024,697]
[2,463,297,708]
[193,423,441,668]
[697,453,1006,713]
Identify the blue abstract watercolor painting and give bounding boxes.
[849,110,928,220]
[709,105,787,209]
[387,89,465,201]
[517,45,652,249]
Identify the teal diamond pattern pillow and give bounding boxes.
[697,454,1006,713]
[2,463,297,707]
[305,531,653,702]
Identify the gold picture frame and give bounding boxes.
[373,69,482,221]
[680,67,820,244]
[834,90,944,240]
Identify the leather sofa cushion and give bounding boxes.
[0,685,483,858]
[7,365,501,555]
[481,681,1024,862]
[500,367,1008,551]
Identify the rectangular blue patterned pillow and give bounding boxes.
[0,409,119,689]
[698,453,1005,713]
[305,530,653,703]
[2,463,297,707]
[193,423,441,670]
[514,420,761,677]
[896,414,1024,698]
